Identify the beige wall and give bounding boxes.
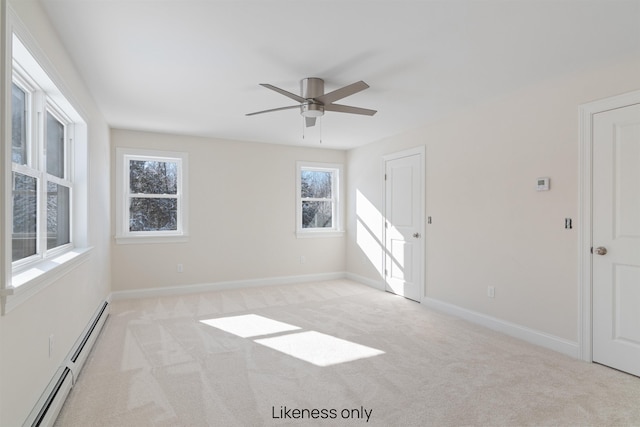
[111,129,346,292]
[346,58,640,343]
[1,2,638,424]
[0,1,111,426]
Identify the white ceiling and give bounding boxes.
[39,0,640,149]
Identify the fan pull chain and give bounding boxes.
[319,117,322,144]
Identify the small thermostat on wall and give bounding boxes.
[536,177,550,191]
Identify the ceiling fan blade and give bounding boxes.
[305,117,316,127]
[324,103,377,116]
[315,81,369,105]
[260,83,307,103]
[246,105,300,116]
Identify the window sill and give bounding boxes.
[115,234,189,245]
[296,230,346,239]
[2,247,93,314]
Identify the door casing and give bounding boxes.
[578,89,640,362]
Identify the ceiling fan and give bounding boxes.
[246,77,377,127]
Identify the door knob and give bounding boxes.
[594,246,607,256]
[413,232,421,238]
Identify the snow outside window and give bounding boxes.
[4,33,91,313]
[296,162,343,238]
[115,148,188,244]
[11,69,74,268]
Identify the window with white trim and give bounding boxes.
[3,28,89,314]
[11,59,75,268]
[116,148,188,243]
[296,162,343,237]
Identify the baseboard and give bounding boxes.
[345,272,385,291]
[421,297,580,359]
[109,272,348,300]
[108,275,579,359]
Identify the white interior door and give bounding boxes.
[384,149,424,302]
[592,103,640,377]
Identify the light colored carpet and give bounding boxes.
[54,280,640,426]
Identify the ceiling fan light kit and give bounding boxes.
[301,103,324,118]
[247,77,377,129]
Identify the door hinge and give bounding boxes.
[384,174,387,180]
[385,221,388,229]
[384,269,388,276]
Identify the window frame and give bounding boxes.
[115,147,189,244]
[10,64,75,272]
[296,161,344,238]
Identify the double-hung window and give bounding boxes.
[11,69,74,267]
[4,29,89,314]
[116,148,188,243]
[296,161,343,237]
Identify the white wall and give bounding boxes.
[346,58,640,344]
[111,129,346,292]
[0,2,111,426]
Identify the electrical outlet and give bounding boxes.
[177,264,183,273]
[487,286,495,298]
[49,334,54,357]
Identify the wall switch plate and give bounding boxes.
[487,286,495,298]
[177,264,183,273]
[49,334,54,357]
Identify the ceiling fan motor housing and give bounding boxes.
[300,78,325,117]
[301,77,324,99]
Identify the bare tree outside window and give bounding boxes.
[128,160,179,232]
[300,169,333,229]
[46,112,65,178]
[47,182,70,249]
[12,173,37,261]
[11,83,27,165]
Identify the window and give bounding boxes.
[296,162,343,237]
[11,68,75,268]
[3,29,89,313]
[116,148,188,243]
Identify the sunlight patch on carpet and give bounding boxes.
[200,314,300,338]
[201,314,384,366]
[255,331,385,367]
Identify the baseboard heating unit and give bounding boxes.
[23,301,110,427]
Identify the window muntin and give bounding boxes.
[116,149,188,242]
[296,162,342,236]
